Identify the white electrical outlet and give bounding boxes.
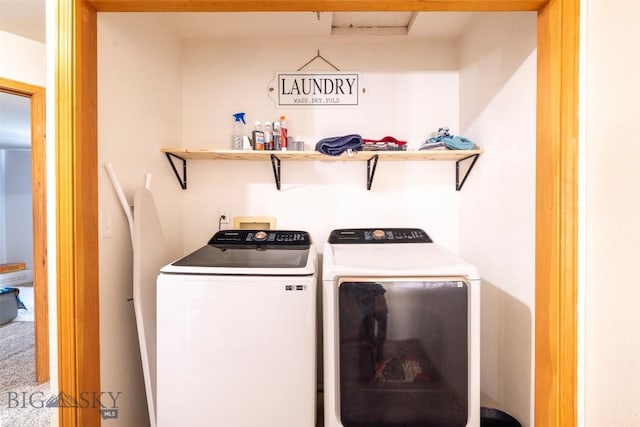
[100,212,113,238]
[220,208,230,224]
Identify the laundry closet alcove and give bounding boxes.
[56,2,579,427]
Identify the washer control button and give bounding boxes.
[254,231,268,241]
[372,229,386,240]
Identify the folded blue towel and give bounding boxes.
[441,136,474,150]
[315,134,363,156]
[424,127,475,150]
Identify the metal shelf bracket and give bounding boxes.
[455,154,480,191]
[367,155,379,190]
[165,152,187,190]
[270,154,282,190]
[163,150,481,191]
[270,153,379,191]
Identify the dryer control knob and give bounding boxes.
[254,231,268,241]
[372,229,386,240]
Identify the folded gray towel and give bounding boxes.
[315,134,363,156]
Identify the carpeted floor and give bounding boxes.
[0,321,51,426]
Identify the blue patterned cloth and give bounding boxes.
[315,134,363,156]
[424,127,475,150]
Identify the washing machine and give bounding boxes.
[322,228,480,427]
[156,229,317,427]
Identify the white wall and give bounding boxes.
[0,30,44,271]
[458,12,537,427]
[2,24,55,425]
[1,150,33,268]
[98,14,184,427]
[0,31,46,86]
[0,151,4,263]
[181,37,462,254]
[582,1,640,425]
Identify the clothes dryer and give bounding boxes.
[157,229,317,427]
[323,228,480,427]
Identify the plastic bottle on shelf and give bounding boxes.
[264,121,273,151]
[253,121,265,150]
[232,112,246,150]
[273,121,281,150]
[279,115,288,151]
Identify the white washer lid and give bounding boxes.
[323,242,479,280]
[160,244,317,276]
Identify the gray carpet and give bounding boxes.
[0,321,51,426]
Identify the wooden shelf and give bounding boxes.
[161,148,483,162]
[161,147,483,191]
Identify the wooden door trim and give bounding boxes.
[0,77,49,384]
[55,1,100,426]
[86,0,548,12]
[57,1,578,426]
[535,0,579,425]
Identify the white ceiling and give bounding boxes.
[0,4,475,43]
[156,11,476,39]
[0,2,476,149]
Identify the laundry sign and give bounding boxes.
[269,72,360,107]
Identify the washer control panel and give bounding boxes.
[209,230,311,246]
[328,228,432,244]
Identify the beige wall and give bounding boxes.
[458,12,537,427]
[181,36,462,254]
[582,0,640,425]
[98,14,185,427]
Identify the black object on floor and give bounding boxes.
[481,407,521,427]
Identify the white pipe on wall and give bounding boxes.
[104,163,134,244]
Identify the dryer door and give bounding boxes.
[337,277,469,427]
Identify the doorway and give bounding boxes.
[55,1,578,426]
[0,77,49,384]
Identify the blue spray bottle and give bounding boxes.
[232,112,246,150]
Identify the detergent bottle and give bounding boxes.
[252,121,265,150]
[232,112,246,150]
[279,115,288,151]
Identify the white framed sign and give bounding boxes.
[269,72,360,107]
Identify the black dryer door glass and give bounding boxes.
[338,279,468,427]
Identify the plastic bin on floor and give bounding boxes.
[0,287,20,325]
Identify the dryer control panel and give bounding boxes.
[328,228,432,244]
[209,229,311,246]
